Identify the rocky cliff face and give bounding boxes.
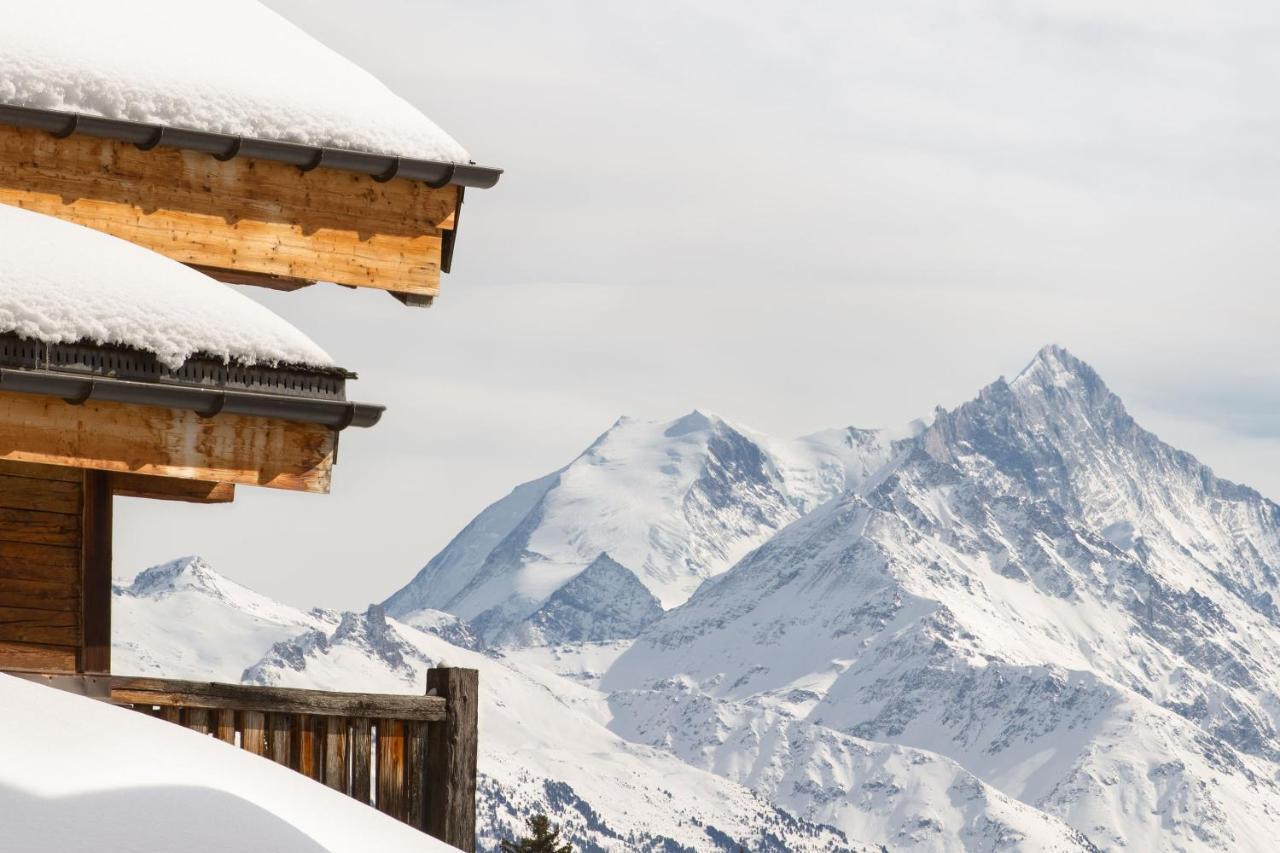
[499,553,664,646]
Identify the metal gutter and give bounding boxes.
[0,368,384,430]
[0,104,502,190]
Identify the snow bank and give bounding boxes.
[0,205,333,369]
[0,0,470,164]
[0,673,454,853]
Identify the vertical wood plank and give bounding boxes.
[268,713,292,767]
[407,720,430,832]
[185,707,211,735]
[242,710,266,756]
[295,714,321,780]
[323,715,348,793]
[350,717,372,804]
[215,709,236,744]
[377,718,407,821]
[424,668,479,852]
[80,470,111,674]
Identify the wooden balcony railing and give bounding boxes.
[11,668,479,852]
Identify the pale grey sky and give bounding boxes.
[115,0,1280,609]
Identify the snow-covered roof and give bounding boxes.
[0,673,454,853]
[0,1,470,164]
[0,204,334,370]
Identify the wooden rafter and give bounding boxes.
[111,473,235,504]
[0,390,334,494]
[0,124,459,300]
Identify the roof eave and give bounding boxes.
[0,368,385,430]
[0,104,502,190]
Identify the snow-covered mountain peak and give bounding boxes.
[662,408,719,437]
[1010,344,1100,393]
[245,605,427,689]
[113,557,335,683]
[120,556,309,623]
[500,552,665,647]
[385,410,893,642]
[124,555,225,598]
[611,346,1280,849]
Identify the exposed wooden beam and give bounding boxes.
[109,676,448,721]
[0,390,334,494]
[187,265,316,293]
[111,473,235,504]
[0,124,458,299]
[390,291,435,308]
[80,470,111,675]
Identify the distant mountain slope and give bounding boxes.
[606,346,1280,850]
[499,553,664,646]
[111,561,856,852]
[384,411,894,643]
[113,556,335,681]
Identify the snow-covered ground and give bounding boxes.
[0,0,471,163]
[0,205,334,369]
[0,672,453,853]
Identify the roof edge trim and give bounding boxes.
[0,368,384,430]
[0,104,502,189]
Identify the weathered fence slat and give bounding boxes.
[323,714,348,793]
[216,708,236,744]
[377,718,407,821]
[241,710,266,756]
[351,717,372,804]
[407,719,429,831]
[185,707,211,735]
[294,713,321,780]
[268,713,292,767]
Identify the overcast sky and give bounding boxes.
[114,0,1280,609]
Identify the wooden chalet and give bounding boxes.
[0,16,501,853]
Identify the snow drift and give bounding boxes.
[0,672,453,853]
[0,205,334,369]
[0,0,471,163]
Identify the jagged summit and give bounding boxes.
[1012,343,1096,386]
[663,409,719,438]
[503,552,664,646]
[124,555,252,602]
[244,604,425,688]
[610,347,1280,849]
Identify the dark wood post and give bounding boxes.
[424,667,478,852]
[80,470,112,674]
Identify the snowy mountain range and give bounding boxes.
[113,346,1280,851]
[383,411,897,644]
[115,558,859,851]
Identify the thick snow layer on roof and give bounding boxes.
[0,205,334,370]
[0,1,470,164]
[0,673,454,853]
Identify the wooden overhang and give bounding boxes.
[0,105,503,307]
[0,336,383,497]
